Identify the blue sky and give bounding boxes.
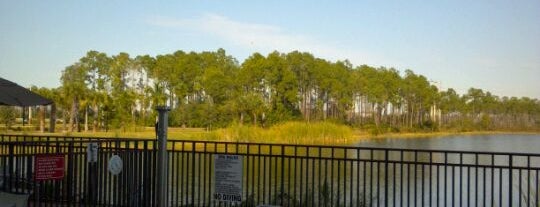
[1,1,539,98]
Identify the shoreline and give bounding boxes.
[355,130,540,141]
[2,129,539,146]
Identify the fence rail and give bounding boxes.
[1,134,540,206]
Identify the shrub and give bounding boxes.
[0,106,17,130]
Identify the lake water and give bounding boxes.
[352,134,540,206]
[162,134,540,206]
[356,134,540,153]
[160,134,540,206]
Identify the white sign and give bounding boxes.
[108,155,123,175]
[86,143,98,163]
[214,154,243,203]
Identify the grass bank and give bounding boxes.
[204,121,353,145]
[2,122,539,145]
[1,122,354,145]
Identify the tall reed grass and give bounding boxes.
[202,121,354,145]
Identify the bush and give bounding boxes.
[420,120,439,132]
[0,106,17,129]
[480,114,492,130]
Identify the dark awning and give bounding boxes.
[0,77,53,106]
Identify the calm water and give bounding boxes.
[351,134,540,206]
[160,134,540,206]
[356,134,540,153]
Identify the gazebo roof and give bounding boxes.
[0,77,53,106]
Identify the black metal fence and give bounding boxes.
[1,134,540,206]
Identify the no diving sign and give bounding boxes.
[214,154,243,203]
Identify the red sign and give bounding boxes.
[35,154,65,181]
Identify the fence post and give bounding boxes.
[67,142,74,202]
[8,143,14,191]
[509,155,513,206]
[87,144,98,205]
[156,106,170,207]
[281,145,285,206]
[384,149,388,207]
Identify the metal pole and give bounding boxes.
[22,106,25,126]
[156,106,170,207]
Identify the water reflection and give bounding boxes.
[166,134,540,206]
[357,134,540,153]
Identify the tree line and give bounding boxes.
[19,49,540,133]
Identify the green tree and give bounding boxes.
[61,63,88,132]
[238,53,271,126]
[80,51,111,132]
[401,70,435,128]
[40,49,539,132]
[108,52,136,131]
[265,51,299,124]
